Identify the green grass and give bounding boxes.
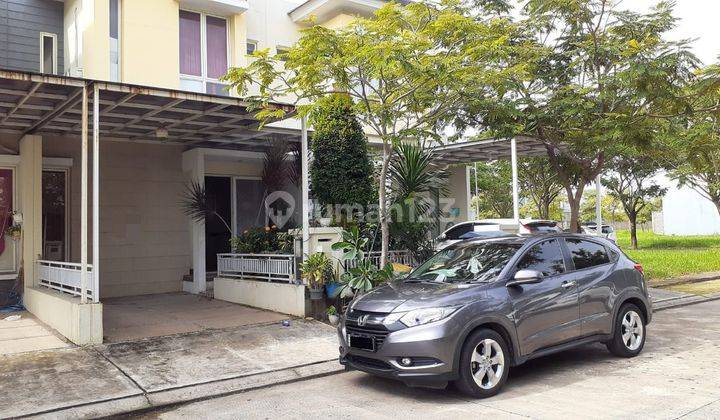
[616,230,720,282]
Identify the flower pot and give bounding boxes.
[328,314,340,325]
[325,282,341,299]
[318,217,332,227]
[309,287,324,300]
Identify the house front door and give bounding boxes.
[204,176,231,272]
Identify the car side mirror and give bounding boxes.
[437,234,446,241]
[506,269,543,287]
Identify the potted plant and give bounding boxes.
[300,252,334,300]
[6,224,20,241]
[326,305,339,325]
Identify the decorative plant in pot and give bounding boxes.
[300,252,334,300]
[332,226,394,300]
[326,305,339,325]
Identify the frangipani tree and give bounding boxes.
[222,0,524,266]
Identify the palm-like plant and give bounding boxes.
[389,142,449,218]
[180,180,232,234]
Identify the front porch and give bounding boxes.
[0,70,303,346]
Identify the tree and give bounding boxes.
[518,157,563,220]
[602,156,666,249]
[471,160,513,218]
[309,94,375,215]
[223,0,522,266]
[667,64,720,216]
[459,1,697,232]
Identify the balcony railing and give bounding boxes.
[36,260,97,301]
[217,253,296,283]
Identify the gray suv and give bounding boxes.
[338,234,651,398]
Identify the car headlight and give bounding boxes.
[383,307,459,328]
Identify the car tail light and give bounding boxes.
[634,264,644,275]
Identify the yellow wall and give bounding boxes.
[321,13,357,29]
[121,0,180,89]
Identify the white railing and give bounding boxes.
[217,253,296,283]
[346,250,416,269]
[36,260,96,301]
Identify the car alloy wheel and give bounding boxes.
[621,310,644,351]
[470,338,505,390]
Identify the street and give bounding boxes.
[142,300,720,420]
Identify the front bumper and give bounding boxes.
[337,315,462,386]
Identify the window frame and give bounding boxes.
[109,0,121,82]
[561,237,613,272]
[39,32,58,75]
[514,238,567,278]
[246,39,258,56]
[179,9,230,95]
[41,167,71,262]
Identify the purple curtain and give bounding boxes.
[179,10,201,76]
[206,16,228,79]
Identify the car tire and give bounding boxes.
[454,329,510,398]
[607,303,646,357]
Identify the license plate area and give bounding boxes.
[348,334,376,351]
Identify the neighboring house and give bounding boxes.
[655,181,720,236]
[0,0,472,345]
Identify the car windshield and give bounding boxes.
[406,242,520,284]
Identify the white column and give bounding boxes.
[182,149,206,293]
[80,85,88,304]
[474,162,480,219]
[92,85,100,302]
[510,138,520,223]
[301,115,310,261]
[595,173,603,236]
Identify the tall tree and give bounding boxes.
[471,160,513,218]
[458,0,697,232]
[667,64,720,215]
[602,155,667,249]
[223,1,522,265]
[518,157,563,220]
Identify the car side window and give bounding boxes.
[445,223,472,240]
[565,238,610,270]
[516,239,566,277]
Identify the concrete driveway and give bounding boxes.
[147,299,720,420]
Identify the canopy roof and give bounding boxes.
[431,136,547,166]
[0,69,297,151]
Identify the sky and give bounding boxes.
[627,0,720,65]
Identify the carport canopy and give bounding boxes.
[430,136,604,230]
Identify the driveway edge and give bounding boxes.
[654,292,720,312]
[21,359,344,419]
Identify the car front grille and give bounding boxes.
[345,310,391,350]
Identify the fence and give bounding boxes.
[346,250,416,269]
[36,260,96,301]
[217,253,296,283]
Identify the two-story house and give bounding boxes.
[0,0,472,345]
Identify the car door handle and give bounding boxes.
[561,281,577,289]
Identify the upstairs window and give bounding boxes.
[246,40,257,55]
[109,0,121,81]
[40,33,57,74]
[179,10,229,95]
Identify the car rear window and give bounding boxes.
[565,238,610,270]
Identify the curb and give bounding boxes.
[20,359,344,419]
[651,272,720,288]
[654,293,720,312]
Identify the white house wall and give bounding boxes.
[662,184,720,235]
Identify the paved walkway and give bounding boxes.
[146,299,720,420]
[103,292,288,342]
[0,311,70,355]
[0,319,339,419]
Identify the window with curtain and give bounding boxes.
[179,10,229,95]
[109,0,121,81]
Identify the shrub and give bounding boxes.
[230,226,293,254]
